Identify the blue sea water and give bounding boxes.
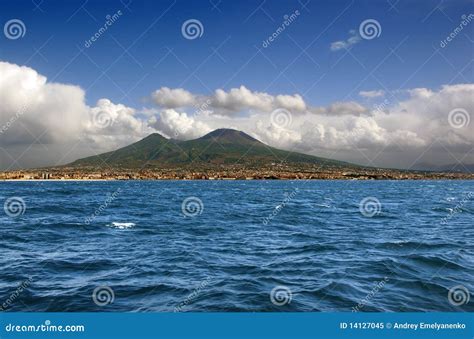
[0,180,473,312]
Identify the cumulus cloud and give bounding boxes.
[359,90,385,98]
[330,29,361,51]
[0,61,154,169]
[151,87,195,108]
[212,86,274,113]
[0,61,88,146]
[255,120,302,150]
[148,109,211,140]
[85,99,155,150]
[149,85,308,116]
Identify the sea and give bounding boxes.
[0,180,473,312]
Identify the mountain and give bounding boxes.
[69,128,356,169]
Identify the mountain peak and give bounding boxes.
[198,128,260,144]
[144,132,168,140]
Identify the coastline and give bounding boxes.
[1,165,472,181]
[1,177,473,181]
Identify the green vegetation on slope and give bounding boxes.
[70,129,355,169]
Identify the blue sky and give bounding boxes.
[1,0,472,107]
[0,0,473,170]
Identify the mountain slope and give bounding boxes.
[69,128,356,169]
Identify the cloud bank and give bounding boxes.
[1,61,472,170]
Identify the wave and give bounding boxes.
[107,222,135,229]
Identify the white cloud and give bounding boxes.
[151,87,195,108]
[275,94,307,112]
[149,109,211,140]
[0,61,89,146]
[212,86,274,113]
[0,61,155,169]
[84,98,154,150]
[149,86,374,118]
[359,90,385,98]
[330,29,361,51]
[149,85,309,115]
[255,120,302,149]
[407,87,433,99]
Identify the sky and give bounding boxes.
[0,0,473,170]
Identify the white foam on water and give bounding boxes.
[108,222,135,229]
[314,203,332,208]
